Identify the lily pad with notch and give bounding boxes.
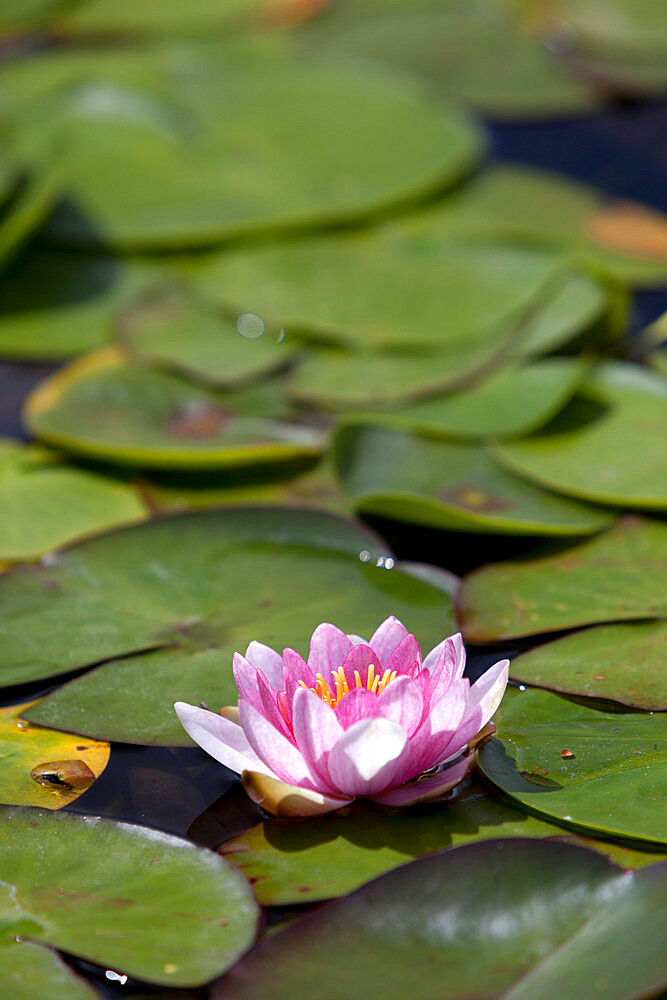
[459,514,667,641]
[478,687,666,846]
[213,838,667,1000]
[493,361,667,510]
[0,806,258,987]
[333,423,614,536]
[23,346,321,471]
[219,777,663,906]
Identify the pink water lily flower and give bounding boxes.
[175,616,509,817]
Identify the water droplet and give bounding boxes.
[15,721,26,729]
[384,557,395,570]
[563,815,573,821]
[236,312,265,339]
[105,970,128,984]
[375,556,385,567]
[358,550,371,563]
[163,964,178,975]
[277,327,286,343]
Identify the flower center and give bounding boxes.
[298,663,397,709]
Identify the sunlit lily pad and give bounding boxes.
[510,621,667,711]
[24,347,321,470]
[54,0,292,34]
[436,165,667,285]
[0,438,145,561]
[478,687,666,845]
[5,43,481,249]
[214,838,667,1000]
[334,423,614,536]
[0,806,258,986]
[0,250,157,361]
[459,515,667,641]
[0,506,455,743]
[494,362,667,510]
[196,231,589,350]
[120,284,295,387]
[297,0,597,118]
[220,778,663,905]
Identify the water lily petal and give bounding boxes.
[241,770,351,818]
[292,687,343,790]
[174,701,274,777]
[282,647,315,702]
[346,633,367,645]
[340,644,383,690]
[424,632,465,680]
[244,640,283,690]
[440,659,510,760]
[385,633,421,676]
[327,717,409,796]
[257,671,294,742]
[334,687,378,729]
[239,699,320,790]
[308,623,353,677]
[368,615,409,665]
[232,652,263,711]
[406,677,470,775]
[376,675,423,737]
[371,752,476,807]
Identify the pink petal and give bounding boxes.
[257,671,294,742]
[308,623,353,677]
[244,640,283,691]
[405,677,470,776]
[371,754,475,807]
[282,647,315,702]
[346,633,367,646]
[443,659,509,759]
[232,652,262,711]
[334,687,378,729]
[424,632,465,677]
[239,699,322,790]
[174,701,274,778]
[291,687,343,791]
[368,616,409,666]
[327,717,409,797]
[339,644,382,690]
[426,634,466,707]
[385,633,421,676]
[376,675,423,737]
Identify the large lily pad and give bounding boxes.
[0,699,109,809]
[0,160,62,271]
[459,515,667,641]
[120,284,295,388]
[0,250,157,361]
[23,347,321,471]
[0,806,258,987]
[334,423,614,536]
[510,621,667,711]
[436,165,667,286]
[0,438,145,561]
[0,939,100,1000]
[478,687,666,845]
[220,778,663,906]
[0,506,455,743]
[494,362,667,510]
[5,43,481,249]
[196,231,589,350]
[297,0,597,118]
[54,0,286,34]
[214,839,667,1000]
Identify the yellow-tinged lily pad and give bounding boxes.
[23,346,321,471]
[0,700,109,809]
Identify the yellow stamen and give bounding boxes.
[354,670,363,688]
[298,662,399,709]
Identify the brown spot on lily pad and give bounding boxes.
[168,401,231,440]
[560,749,576,760]
[441,487,511,513]
[30,759,96,793]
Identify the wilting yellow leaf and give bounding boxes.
[586,201,667,259]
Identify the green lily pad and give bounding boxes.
[54,0,281,34]
[478,687,666,845]
[494,362,667,510]
[554,0,667,56]
[435,165,667,286]
[213,838,667,1000]
[510,621,667,711]
[0,506,455,743]
[0,806,258,987]
[0,250,158,361]
[0,939,99,1000]
[333,423,614,536]
[120,284,295,388]
[0,0,83,31]
[459,515,667,641]
[23,347,321,471]
[297,0,597,118]
[220,778,663,906]
[196,231,583,350]
[0,438,145,561]
[5,43,481,249]
[0,161,62,271]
